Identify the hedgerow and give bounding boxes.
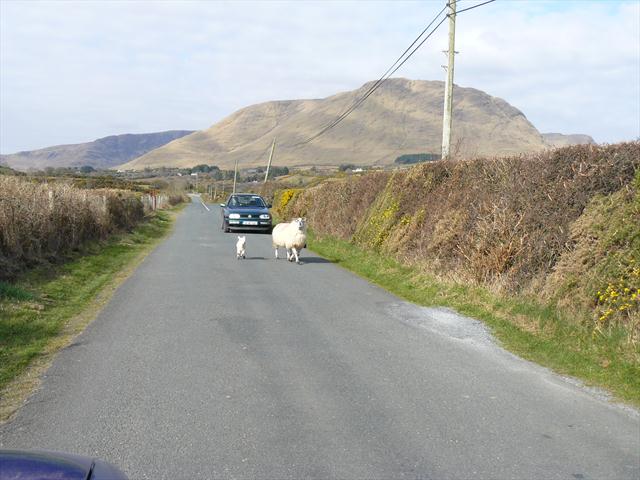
[279,142,640,342]
[0,177,145,279]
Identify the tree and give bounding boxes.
[338,164,356,172]
[394,153,441,165]
[192,164,220,173]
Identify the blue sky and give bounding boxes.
[1,0,638,153]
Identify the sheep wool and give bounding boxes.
[272,218,307,263]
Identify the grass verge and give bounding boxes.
[307,231,640,407]
[0,208,180,421]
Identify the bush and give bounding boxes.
[107,194,144,230]
[168,195,184,206]
[0,177,145,280]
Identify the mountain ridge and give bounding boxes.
[119,78,550,171]
[1,130,194,171]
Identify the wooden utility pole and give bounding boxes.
[441,0,457,159]
[264,138,277,184]
[232,158,239,194]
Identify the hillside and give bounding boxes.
[1,130,194,171]
[542,132,595,147]
[120,79,549,171]
[0,165,21,176]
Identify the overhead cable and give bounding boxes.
[293,0,497,146]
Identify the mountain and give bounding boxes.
[119,79,548,171]
[542,133,595,148]
[1,130,194,171]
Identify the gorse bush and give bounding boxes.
[279,142,640,341]
[0,177,145,280]
[272,188,302,218]
[596,264,639,335]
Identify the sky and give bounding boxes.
[1,0,638,154]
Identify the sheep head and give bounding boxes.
[293,217,307,231]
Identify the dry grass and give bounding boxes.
[0,177,144,280]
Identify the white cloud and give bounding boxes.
[1,0,638,153]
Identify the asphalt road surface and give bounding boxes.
[1,197,638,479]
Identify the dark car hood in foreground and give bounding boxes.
[0,449,128,480]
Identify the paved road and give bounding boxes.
[1,198,638,479]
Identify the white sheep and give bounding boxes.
[272,218,307,263]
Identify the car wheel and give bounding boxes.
[223,220,230,233]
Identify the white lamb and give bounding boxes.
[272,218,307,264]
[236,235,246,259]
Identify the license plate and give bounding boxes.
[243,221,258,225]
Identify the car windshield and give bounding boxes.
[229,195,265,208]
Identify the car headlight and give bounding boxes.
[229,213,240,219]
[259,214,270,219]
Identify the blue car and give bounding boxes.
[220,193,272,233]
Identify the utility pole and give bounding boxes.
[232,157,239,194]
[441,0,457,159]
[264,138,277,184]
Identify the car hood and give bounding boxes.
[227,207,270,216]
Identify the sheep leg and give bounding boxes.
[274,247,279,259]
[286,248,293,261]
[292,247,299,263]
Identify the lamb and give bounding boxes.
[272,218,307,264]
[236,235,246,259]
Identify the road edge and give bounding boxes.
[0,208,183,424]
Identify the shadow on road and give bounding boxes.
[299,257,332,264]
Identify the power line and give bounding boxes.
[455,0,495,15]
[317,2,450,130]
[292,0,496,148]
[296,12,448,146]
